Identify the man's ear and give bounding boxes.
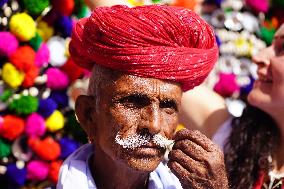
[75,95,96,140]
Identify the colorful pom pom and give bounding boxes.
[0,138,11,158]
[214,72,240,97]
[245,0,269,13]
[61,58,84,83]
[0,0,9,7]
[29,32,43,51]
[2,63,25,88]
[37,98,58,118]
[28,137,61,161]
[0,32,19,57]
[22,65,39,88]
[59,137,80,159]
[9,45,36,72]
[0,115,25,141]
[46,36,67,67]
[56,16,73,38]
[50,90,69,108]
[52,0,75,16]
[25,113,46,137]
[8,95,39,116]
[9,13,36,41]
[26,160,49,181]
[22,0,50,15]
[48,160,62,183]
[45,110,65,132]
[5,163,27,188]
[35,43,50,67]
[46,68,69,90]
[37,21,54,41]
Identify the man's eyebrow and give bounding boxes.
[274,34,284,40]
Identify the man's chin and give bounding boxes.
[126,156,162,172]
[119,147,165,172]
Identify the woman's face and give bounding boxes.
[248,25,284,115]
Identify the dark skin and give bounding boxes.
[75,65,228,189]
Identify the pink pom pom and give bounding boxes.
[214,73,240,97]
[0,32,19,57]
[35,43,50,67]
[27,160,49,181]
[25,113,46,137]
[245,0,269,13]
[46,68,69,90]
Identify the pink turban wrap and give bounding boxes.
[70,5,218,91]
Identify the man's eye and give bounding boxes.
[119,94,150,108]
[160,99,178,111]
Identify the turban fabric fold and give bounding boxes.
[70,5,218,91]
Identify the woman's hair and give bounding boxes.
[224,105,280,189]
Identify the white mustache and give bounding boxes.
[115,132,174,150]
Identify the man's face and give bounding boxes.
[92,73,182,172]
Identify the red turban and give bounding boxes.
[70,5,218,91]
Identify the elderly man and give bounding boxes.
[57,5,228,189]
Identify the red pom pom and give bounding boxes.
[60,58,84,83]
[22,65,39,87]
[0,115,25,141]
[52,0,74,16]
[9,45,36,72]
[28,137,61,161]
[48,160,63,183]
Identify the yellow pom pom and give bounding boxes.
[9,13,36,41]
[2,63,25,88]
[45,110,65,132]
[175,124,185,132]
[37,21,54,41]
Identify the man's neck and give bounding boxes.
[90,145,149,189]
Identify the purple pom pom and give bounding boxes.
[25,113,46,137]
[38,98,58,118]
[0,0,9,7]
[27,160,49,181]
[59,137,80,158]
[0,32,19,57]
[50,90,69,108]
[56,16,73,38]
[5,163,27,187]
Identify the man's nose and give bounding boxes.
[140,103,161,135]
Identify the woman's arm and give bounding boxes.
[179,85,230,138]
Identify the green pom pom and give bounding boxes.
[8,95,39,116]
[0,89,13,102]
[30,32,43,51]
[76,5,89,19]
[0,138,11,158]
[22,0,50,15]
[260,27,276,45]
[152,0,161,3]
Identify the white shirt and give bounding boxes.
[57,143,183,189]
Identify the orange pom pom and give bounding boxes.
[9,45,36,72]
[48,160,63,183]
[0,115,25,141]
[22,65,39,87]
[28,137,61,161]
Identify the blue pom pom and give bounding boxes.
[5,163,27,188]
[50,90,69,108]
[38,98,58,118]
[240,76,255,95]
[59,137,80,159]
[215,35,221,47]
[56,16,73,38]
[0,0,9,7]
